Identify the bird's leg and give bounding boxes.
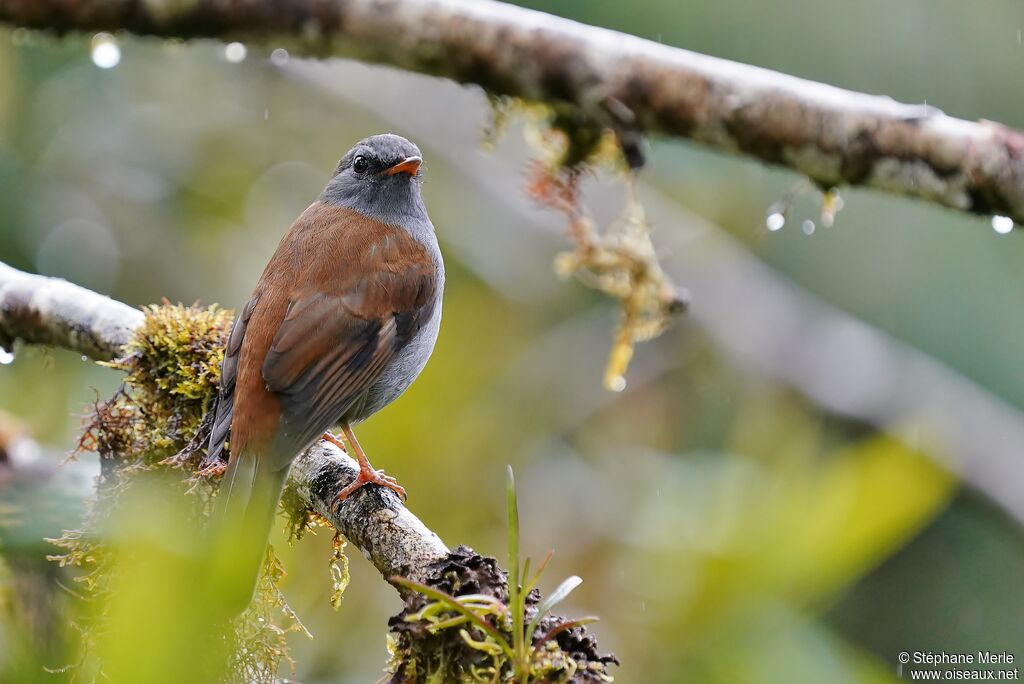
[336,422,407,501]
[321,431,348,453]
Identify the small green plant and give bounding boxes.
[393,466,600,683]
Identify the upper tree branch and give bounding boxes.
[0,262,450,587]
[1,0,1023,225]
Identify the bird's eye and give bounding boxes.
[352,155,369,174]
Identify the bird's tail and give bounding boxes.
[208,449,290,616]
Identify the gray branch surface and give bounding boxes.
[0,261,449,587]
[2,0,1024,225]
[0,262,143,360]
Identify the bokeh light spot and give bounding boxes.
[91,33,121,69]
[991,215,1014,234]
[270,48,290,66]
[224,42,247,63]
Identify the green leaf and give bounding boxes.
[527,576,582,641]
[537,575,582,617]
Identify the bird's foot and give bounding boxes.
[321,431,348,453]
[337,465,407,502]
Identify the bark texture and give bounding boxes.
[0,262,143,361]
[289,442,449,584]
[1,0,1023,224]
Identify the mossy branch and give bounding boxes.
[0,261,616,681]
[0,261,448,587]
[2,0,1024,225]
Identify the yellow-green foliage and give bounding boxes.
[48,303,323,683]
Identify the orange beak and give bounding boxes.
[385,156,422,176]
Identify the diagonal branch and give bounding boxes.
[0,261,449,586]
[1,0,1023,225]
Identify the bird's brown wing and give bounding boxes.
[207,295,259,465]
[259,207,438,457]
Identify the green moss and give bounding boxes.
[96,303,233,462]
[49,303,328,683]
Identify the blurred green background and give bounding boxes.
[2,1,1024,682]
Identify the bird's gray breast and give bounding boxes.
[359,295,442,419]
[345,230,444,423]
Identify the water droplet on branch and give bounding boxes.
[802,220,816,235]
[91,33,121,69]
[269,48,290,66]
[764,179,811,234]
[224,42,247,63]
[821,188,844,227]
[991,215,1014,234]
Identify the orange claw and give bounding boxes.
[337,466,407,501]
[332,423,407,502]
[321,431,348,453]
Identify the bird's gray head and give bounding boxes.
[321,134,429,227]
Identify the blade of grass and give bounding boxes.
[507,465,520,599]
[525,549,555,595]
[506,465,526,677]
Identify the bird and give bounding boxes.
[206,134,444,612]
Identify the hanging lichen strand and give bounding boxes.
[508,101,688,391]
